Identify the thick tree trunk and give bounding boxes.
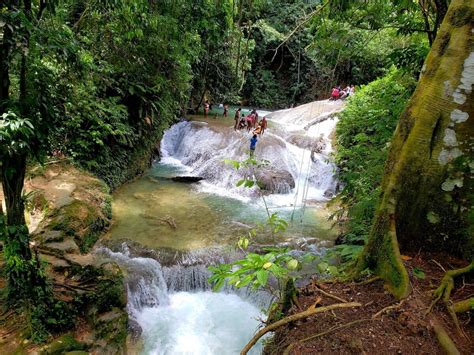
[0,12,13,111]
[2,154,32,260]
[358,0,474,298]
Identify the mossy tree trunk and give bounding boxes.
[358,0,474,299]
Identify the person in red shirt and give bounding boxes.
[259,117,267,135]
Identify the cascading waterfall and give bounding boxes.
[97,245,273,355]
[160,100,343,206]
[102,101,344,354]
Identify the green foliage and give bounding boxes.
[0,112,34,158]
[208,248,299,296]
[239,0,429,107]
[210,157,299,301]
[412,267,426,280]
[334,68,416,244]
[0,215,74,343]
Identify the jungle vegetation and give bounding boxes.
[1,0,472,347]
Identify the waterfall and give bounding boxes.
[97,244,273,355]
[160,100,344,206]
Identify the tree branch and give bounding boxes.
[271,2,329,62]
[240,302,361,355]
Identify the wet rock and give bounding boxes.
[128,318,143,342]
[47,199,110,253]
[42,238,80,255]
[94,308,128,347]
[171,176,204,183]
[256,168,295,194]
[286,134,316,150]
[40,254,71,271]
[37,230,64,243]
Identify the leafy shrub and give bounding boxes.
[334,68,416,244]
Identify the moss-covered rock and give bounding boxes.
[95,308,128,346]
[40,334,88,355]
[49,199,109,253]
[19,163,128,353]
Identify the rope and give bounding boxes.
[300,98,324,222]
[290,100,319,222]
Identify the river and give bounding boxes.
[99,100,345,354]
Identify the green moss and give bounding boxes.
[94,308,128,346]
[49,200,110,253]
[450,5,474,27]
[40,334,87,355]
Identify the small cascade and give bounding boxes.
[97,244,273,354]
[160,100,344,206]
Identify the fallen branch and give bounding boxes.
[372,299,405,319]
[283,318,373,355]
[354,276,381,286]
[430,259,446,273]
[314,285,348,303]
[240,302,361,355]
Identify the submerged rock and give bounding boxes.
[170,175,204,183]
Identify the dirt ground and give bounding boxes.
[266,252,473,354]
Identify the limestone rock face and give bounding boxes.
[16,162,128,354]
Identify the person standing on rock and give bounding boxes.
[234,108,241,130]
[259,116,267,135]
[249,134,258,157]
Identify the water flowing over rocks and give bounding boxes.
[160,100,344,204]
[96,242,274,354]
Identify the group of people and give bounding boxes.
[232,108,267,157]
[330,85,355,100]
[234,108,267,135]
[202,101,267,157]
[203,100,230,118]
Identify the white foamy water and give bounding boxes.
[160,100,344,207]
[136,292,263,355]
[98,246,269,355]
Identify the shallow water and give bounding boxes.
[108,111,338,250]
[105,105,341,355]
[108,162,336,250]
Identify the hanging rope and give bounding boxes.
[290,99,321,222]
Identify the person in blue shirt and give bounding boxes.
[249,134,258,157]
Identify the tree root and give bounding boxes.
[452,297,474,313]
[283,318,373,355]
[240,302,361,355]
[430,318,460,355]
[372,299,405,319]
[431,262,474,306]
[354,276,381,286]
[54,282,95,292]
[427,262,473,338]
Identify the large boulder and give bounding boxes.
[256,168,295,194]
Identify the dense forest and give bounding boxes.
[1,0,473,353]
